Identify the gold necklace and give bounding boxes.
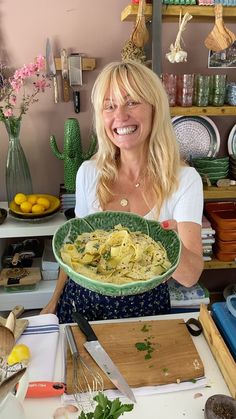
[120,179,141,207]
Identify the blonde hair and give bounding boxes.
[91,60,181,217]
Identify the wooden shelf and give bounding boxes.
[170,106,236,117]
[121,4,236,22]
[204,258,236,269]
[203,186,236,200]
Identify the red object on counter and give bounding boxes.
[25,381,66,398]
[131,0,152,4]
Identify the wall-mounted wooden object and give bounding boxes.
[54,57,96,72]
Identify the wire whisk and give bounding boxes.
[65,325,103,411]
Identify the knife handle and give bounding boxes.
[73,91,80,113]
[72,311,98,342]
[25,381,66,398]
[62,78,70,102]
[53,75,59,104]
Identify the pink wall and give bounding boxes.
[0,1,235,200]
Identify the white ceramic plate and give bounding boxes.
[227,123,236,156]
[172,116,220,161]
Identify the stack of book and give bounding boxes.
[168,279,210,313]
[202,214,215,261]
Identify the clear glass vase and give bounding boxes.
[4,117,33,203]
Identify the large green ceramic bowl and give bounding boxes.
[53,211,181,296]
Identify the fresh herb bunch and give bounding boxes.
[78,392,134,419]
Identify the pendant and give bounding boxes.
[120,198,128,207]
[135,182,140,188]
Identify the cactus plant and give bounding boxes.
[50,118,97,193]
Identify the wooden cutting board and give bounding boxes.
[66,319,204,394]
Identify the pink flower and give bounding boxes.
[9,95,17,105]
[34,78,49,92]
[4,108,13,117]
[0,55,50,121]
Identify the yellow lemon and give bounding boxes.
[20,201,32,213]
[37,197,50,210]
[7,343,31,366]
[14,193,27,206]
[32,204,45,214]
[27,194,38,205]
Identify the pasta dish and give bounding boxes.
[60,224,171,284]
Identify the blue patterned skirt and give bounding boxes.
[57,279,171,323]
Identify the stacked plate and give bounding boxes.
[191,156,229,185]
[172,116,220,162]
[229,155,236,180]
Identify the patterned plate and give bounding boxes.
[172,116,220,161]
[228,123,236,156]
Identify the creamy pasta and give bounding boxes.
[60,224,171,284]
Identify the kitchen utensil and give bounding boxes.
[0,306,28,342]
[0,367,28,419]
[53,211,181,297]
[25,381,66,398]
[46,38,59,103]
[0,313,15,358]
[0,368,26,402]
[131,0,149,47]
[72,311,136,403]
[60,49,70,102]
[204,5,236,52]
[66,319,204,394]
[68,54,82,113]
[65,325,103,409]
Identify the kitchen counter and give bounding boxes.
[22,312,231,419]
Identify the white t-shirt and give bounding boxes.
[75,160,203,225]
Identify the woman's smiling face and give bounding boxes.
[102,89,153,152]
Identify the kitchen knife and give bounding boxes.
[60,49,70,102]
[72,311,137,403]
[46,38,59,104]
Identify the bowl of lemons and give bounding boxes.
[9,193,60,221]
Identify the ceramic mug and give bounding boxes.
[0,368,28,419]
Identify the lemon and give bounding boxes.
[20,201,32,213]
[32,204,45,214]
[7,343,31,366]
[14,193,27,205]
[37,197,50,210]
[27,194,38,205]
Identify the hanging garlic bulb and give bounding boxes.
[166,12,192,64]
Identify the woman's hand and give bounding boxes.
[161,219,204,287]
[161,220,177,231]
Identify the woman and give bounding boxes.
[41,60,204,323]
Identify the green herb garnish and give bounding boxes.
[141,324,151,332]
[135,337,155,360]
[78,392,134,419]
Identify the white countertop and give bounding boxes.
[22,312,231,419]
